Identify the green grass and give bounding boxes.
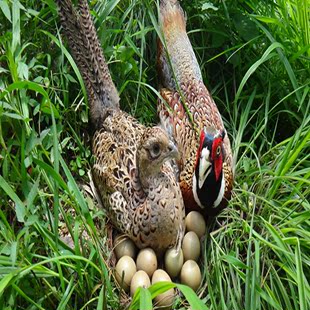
[0,0,309,309]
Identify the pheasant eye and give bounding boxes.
[150,143,161,158]
[216,145,221,156]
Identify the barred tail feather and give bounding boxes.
[55,0,119,129]
[158,0,202,89]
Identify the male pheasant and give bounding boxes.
[157,0,234,216]
[56,0,185,254]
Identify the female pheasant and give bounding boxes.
[157,0,234,216]
[56,0,185,254]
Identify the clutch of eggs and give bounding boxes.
[113,211,206,308]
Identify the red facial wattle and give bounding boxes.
[212,137,223,181]
[195,130,205,169]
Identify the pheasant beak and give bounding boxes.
[198,147,211,188]
[167,141,179,160]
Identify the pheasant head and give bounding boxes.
[138,127,178,188]
[193,127,226,210]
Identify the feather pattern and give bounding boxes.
[158,0,233,216]
[56,0,185,254]
[55,0,119,129]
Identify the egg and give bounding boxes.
[152,269,175,310]
[182,231,200,262]
[185,211,206,238]
[136,248,157,277]
[180,260,201,291]
[130,270,151,297]
[115,255,136,292]
[114,235,136,259]
[164,248,184,278]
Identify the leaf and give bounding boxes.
[148,281,175,299]
[0,273,15,298]
[40,30,88,103]
[96,286,105,310]
[26,8,39,17]
[40,98,60,118]
[10,241,17,266]
[256,283,282,310]
[139,287,152,310]
[25,174,40,207]
[0,80,50,102]
[202,2,218,11]
[222,254,248,269]
[0,67,9,74]
[251,15,282,26]
[2,112,24,120]
[32,158,67,191]
[0,175,26,222]
[253,19,302,102]
[232,12,259,41]
[176,283,208,310]
[235,42,283,102]
[295,241,306,310]
[96,0,121,23]
[56,278,75,310]
[17,61,29,80]
[0,0,11,22]
[59,156,95,229]
[132,281,208,310]
[12,0,21,52]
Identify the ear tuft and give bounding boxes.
[221,129,226,140]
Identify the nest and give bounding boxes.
[74,171,202,309]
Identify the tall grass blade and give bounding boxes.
[0,175,26,222]
[295,240,307,310]
[235,42,283,102]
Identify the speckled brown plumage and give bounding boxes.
[56,0,185,254]
[158,0,233,216]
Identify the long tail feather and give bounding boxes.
[55,0,119,129]
[158,0,202,88]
